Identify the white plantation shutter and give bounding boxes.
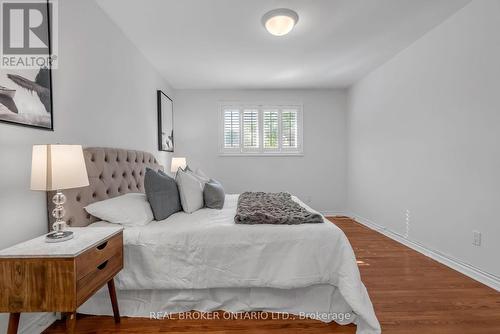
[281,108,298,149]
[223,108,240,148]
[220,104,302,155]
[243,109,259,149]
[263,109,279,149]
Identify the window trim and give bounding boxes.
[218,102,304,156]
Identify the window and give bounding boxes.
[281,108,298,149]
[243,109,259,149]
[263,109,279,149]
[223,108,240,149]
[220,103,303,155]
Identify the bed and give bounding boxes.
[50,148,380,334]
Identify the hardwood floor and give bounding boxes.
[44,217,500,333]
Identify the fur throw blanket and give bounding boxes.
[235,192,324,225]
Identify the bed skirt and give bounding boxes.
[79,284,362,329]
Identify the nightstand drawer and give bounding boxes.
[76,250,123,305]
[76,232,123,279]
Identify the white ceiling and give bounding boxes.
[96,0,469,89]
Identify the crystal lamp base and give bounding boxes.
[45,230,74,243]
[46,190,73,243]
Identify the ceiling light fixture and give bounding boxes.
[262,8,299,36]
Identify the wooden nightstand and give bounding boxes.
[0,226,124,334]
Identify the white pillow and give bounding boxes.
[176,169,204,213]
[85,193,154,226]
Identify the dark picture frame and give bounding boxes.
[157,90,174,152]
[0,0,54,131]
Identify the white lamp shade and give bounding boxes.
[170,157,187,173]
[31,145,90,191]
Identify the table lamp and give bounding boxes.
[31,145,89,242]
[171,157,187,174]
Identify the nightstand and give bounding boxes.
[0,226,124,334]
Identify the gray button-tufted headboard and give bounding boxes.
[47,147,163,229]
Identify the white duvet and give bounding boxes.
[92,194,380,333]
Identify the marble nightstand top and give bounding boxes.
[0,226,123,258]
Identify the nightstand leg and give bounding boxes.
[66,311,76,334]
[107,278,121,323]
[7,313,20,334]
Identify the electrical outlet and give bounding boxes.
[472,231,481,246]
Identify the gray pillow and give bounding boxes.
[204,179,225,209]
[144,168,181,220]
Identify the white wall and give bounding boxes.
[347,0,500,279]
[0,0,173,331]
[174,89,348,214]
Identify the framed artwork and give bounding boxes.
[157,90,174,152]
[0,0,54,130]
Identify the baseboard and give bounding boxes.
[348,213,500,292]
[320,211,345,217]
[19,312,56,334]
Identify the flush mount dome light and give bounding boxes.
[262,8,299,36]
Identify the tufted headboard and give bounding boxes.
[47,147,163,229]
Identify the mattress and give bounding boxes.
[86,194,380,333]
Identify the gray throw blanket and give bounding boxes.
[235,192,324,225]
